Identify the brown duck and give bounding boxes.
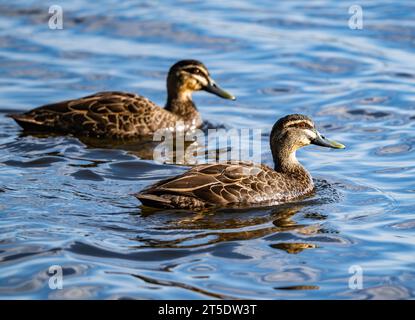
[136,114,345,210]
[8,60,235,139]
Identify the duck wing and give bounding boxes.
[136,162,280,209]
[9,91,175,138]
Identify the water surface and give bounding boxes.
[1,0,415,299]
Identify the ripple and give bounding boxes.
[347,109,391,119]
[260,86,297,95]
[270,242,316,254]
[376,144,412,156]
[71,169,104,181]
[359,96,389,104]
[274,285,319,290]
[292,57,360,75]
[319,105,393,120]
[0,0,414,300]
[3,156,65,168]
[49,286,100,299]
[339,285,412,300]
[262,265,320,283]
[391,220,415,230]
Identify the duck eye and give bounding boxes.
[186,68,201,74]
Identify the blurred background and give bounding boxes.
[0,0,415,299]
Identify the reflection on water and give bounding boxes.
[1,0,415,299]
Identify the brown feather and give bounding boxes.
[135,115,338,210]
[8,60,234,139]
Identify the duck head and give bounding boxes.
[167,60,236,101]
[270,114,345,171]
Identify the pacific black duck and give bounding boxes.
[9,60,235,139]
[136,114,345,210]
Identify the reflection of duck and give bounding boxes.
[9,60,235,139]
[136,114,345,210]
[138,203,324,253]
[271,242,316,254]
[76,134,203,162]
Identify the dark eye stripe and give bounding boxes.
[286,121,314,130]
[190,68,201,74]
[183,66,208,77]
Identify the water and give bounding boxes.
[1,0,415,299]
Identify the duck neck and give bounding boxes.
[165,89,200,124]
[272,143,309,177]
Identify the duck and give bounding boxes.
[8,60,235,139]
[136,114,345,210]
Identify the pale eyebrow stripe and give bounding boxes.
[285,120,314,128]
[192,74,209,85]
[183,65,209,78]
[303,128,317,138]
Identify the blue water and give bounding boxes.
[1,0,415,299]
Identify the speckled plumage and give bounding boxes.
[137,161,313,210]
[9,60,235,139]
[9,91,198,139]
[136,114,345,210]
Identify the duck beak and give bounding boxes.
[312,131,345,149]
[203,78,236,100]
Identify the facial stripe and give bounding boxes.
[192,74,209,86]
[284,120,314,130]
[182,65,209,78]
[303,128,317,140]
